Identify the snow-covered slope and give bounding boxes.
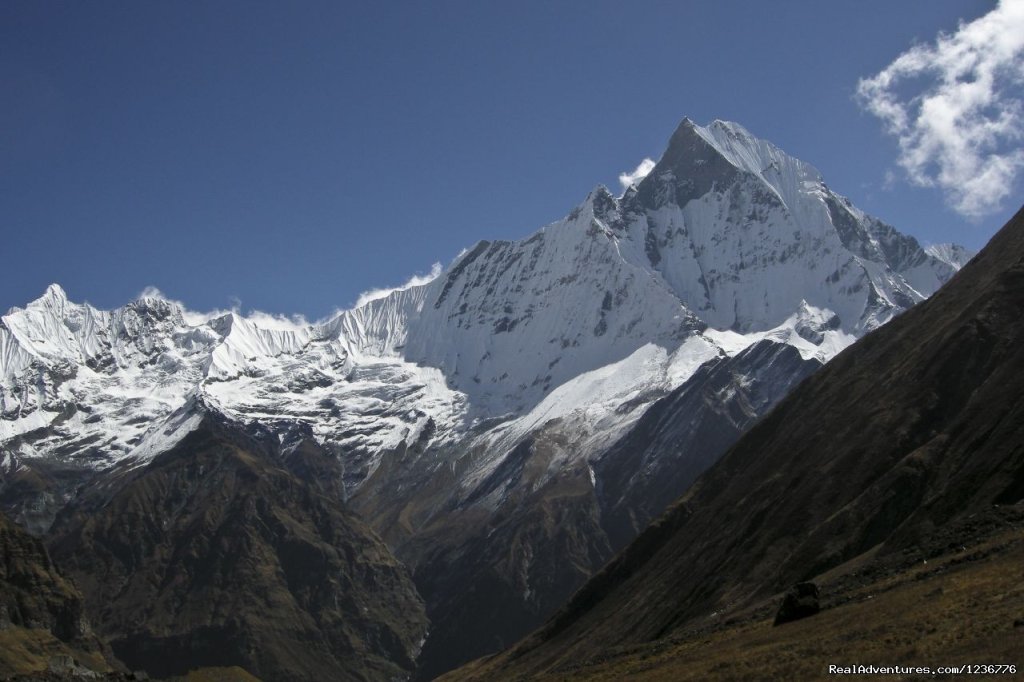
[926,242,975,269]
[0,285,463,494]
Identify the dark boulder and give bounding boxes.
[773,582,820,626]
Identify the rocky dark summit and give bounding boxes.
[45,413,428,682]
[634,118,742,211]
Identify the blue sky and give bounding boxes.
[2,0,1019,319]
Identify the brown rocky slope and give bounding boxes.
[0,511,118,677]
[45,411,428,682]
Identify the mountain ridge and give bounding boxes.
[1,119,964,477]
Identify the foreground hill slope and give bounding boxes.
[451,511,1024,681]
[450,205,1024,679]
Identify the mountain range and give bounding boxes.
[0,118,971,679]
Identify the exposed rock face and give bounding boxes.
[0,457,96,538]
[450,205,1024,678]
[0,512,117,678]
[46,412,428,682]
[0,512,88,642]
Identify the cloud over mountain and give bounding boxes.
[857,0,1024,219]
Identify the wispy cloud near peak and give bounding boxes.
[618,158,657,191]
[353,262,443,309]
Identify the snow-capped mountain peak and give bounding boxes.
[2,118,967,493]
[621,119,963,333]
[29,282,70,309]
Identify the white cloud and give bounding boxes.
[139,261,446,330]
[137,286,223,325]
[137,286,308,329]
[353,262,443,309]
[244,310,310,330]
[138,285,166,300]
[856,0,1024,218]
[882,169,898,191]
[618,158,657,191]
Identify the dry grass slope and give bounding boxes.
[449,523,1024,681]
[0,628,111,677]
